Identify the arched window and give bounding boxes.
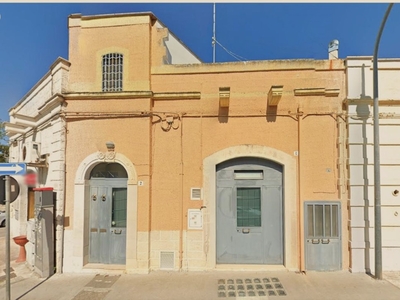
[102,53,123,92]
[90,163,128,179]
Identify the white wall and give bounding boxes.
[155,21,202,65]
[7,58,69,272]
[347,56,400,272]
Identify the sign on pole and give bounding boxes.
[0,163,26,300]
[0,176,20,204]
[0,163,26,176]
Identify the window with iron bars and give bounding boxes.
[102,53,123,92]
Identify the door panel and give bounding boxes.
[235,187,263,264]
[216,158,283,265]
[89,180,127,264]
[109,188,127,264]
[263,186,283,263]
[305,202,341,271]
[216,187,235,263]
[89,186,100,263]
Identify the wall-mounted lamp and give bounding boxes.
[106,141,115,152]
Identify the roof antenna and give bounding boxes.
[212,3,216,63]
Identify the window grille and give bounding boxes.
[102,53,123,92]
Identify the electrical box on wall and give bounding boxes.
[188,209,203,230]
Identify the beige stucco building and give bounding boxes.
[61,12,348,274]
[6,12,349,275]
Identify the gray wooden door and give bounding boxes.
[89,179,127,264]
[216,158,283,265]
[305,202,341,271]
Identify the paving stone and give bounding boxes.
[268,290,277,296]
[238,291,246,297]
[277,289,287,296]
[258,290,266,296]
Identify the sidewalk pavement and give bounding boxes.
[2,261,400,300]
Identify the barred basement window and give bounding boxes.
[102,53,123,92]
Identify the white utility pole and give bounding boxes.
[213,3,216,63]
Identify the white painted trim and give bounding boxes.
[203,144,298,270]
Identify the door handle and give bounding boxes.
[101,194,106,201]
[242,228,250,234]
[92,194,97,201]
[113,229,122,235]
[321,238,330,244]
[311,239,320,244]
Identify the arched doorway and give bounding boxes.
[88,162,128,264]
[216,157,283,264]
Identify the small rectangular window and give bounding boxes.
[234,170,263,180]
[102,53,123,92]
[112,188,127,227]
[237,187,261,227]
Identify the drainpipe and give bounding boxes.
[372,3,394,280]
[58,112,67,273]
[179,115,184,270]
[297,107,304,271]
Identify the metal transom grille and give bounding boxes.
[160,251,174,269]
[102,53,123,92]
[307,203,339,238]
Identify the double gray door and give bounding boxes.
[305,202,341,271]
[89,179,127,264]
[216,158,283,264]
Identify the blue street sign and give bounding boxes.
[0,163,26,176]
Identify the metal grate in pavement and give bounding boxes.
[217,277,287,297]
[85,274,120,289]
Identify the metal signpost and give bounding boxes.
[0,163,26,300]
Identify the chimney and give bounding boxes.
[328,39,339,60]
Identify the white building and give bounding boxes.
[4,57,70,272]
[347,56,400,272]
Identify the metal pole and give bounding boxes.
[373,3,393,280]
[212,3,216,63]
[5,175,11,300]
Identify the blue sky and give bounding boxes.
[0,3,399,124]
